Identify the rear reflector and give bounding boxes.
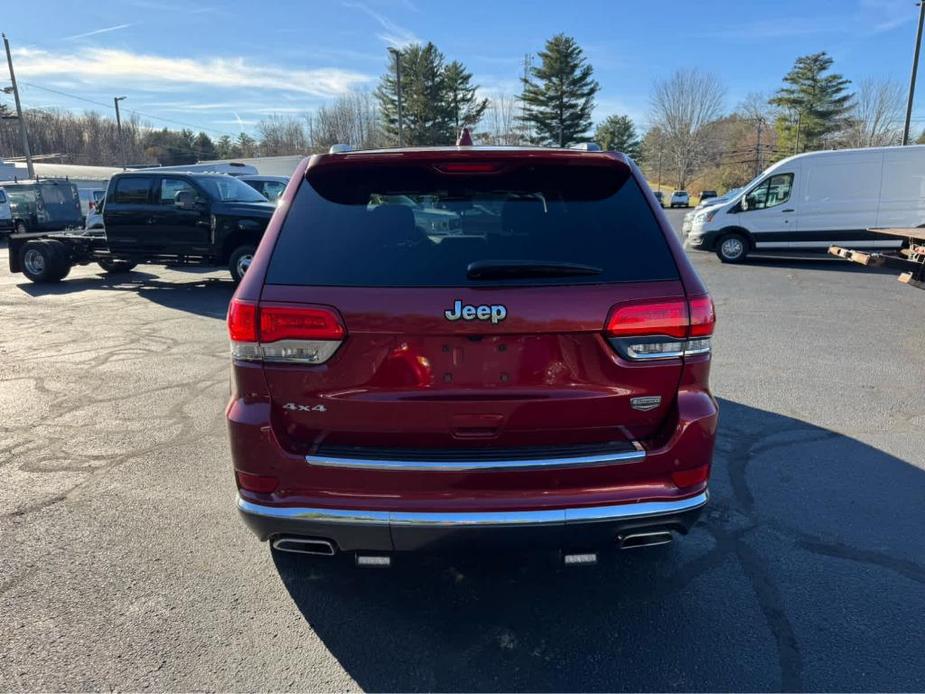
[228,299,345,364]
[236,470,278,493]
[671,464,710,488]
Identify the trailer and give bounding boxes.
[829,227,925,291]
[8,229,139,282]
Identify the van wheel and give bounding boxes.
[15,220,28,235]
[229,245,256,284]
[20,240,71,283]
[716,233,749,263]
[98,258,137,274]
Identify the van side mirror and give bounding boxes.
[175,190,195,211]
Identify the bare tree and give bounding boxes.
[309,91,382,151]
[846,77,904,147]
[257,114,309,156]
[0,107,155,166]
[477,93,523,145]
[649,69,726,189]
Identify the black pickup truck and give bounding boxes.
[8,171,276,284]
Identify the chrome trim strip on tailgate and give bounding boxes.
[304,448,646,472]
[237,490,708,527]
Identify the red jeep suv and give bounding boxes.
[227,145,716,564]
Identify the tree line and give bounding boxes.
[1,36,922,192]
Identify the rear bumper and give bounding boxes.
[238,490,708,552]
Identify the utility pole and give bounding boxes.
[521,53,532,143]
[902,0,925,145]
[388,47,403,147]
[2,33,34,179]
[793,110,802,155]
[114,96,127,170]
[755,117,764,177]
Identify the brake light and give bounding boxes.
[435,162,501,174]
[260,305,345,342]
[227,299,257,342]
[605,300,688,339]
[688,296,715,337]
[605,296,715,360]
[227,299,345,364]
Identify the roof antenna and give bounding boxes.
[456,128,473,146]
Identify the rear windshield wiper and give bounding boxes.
[466,259,603,280]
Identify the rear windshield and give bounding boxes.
[266,162,678,287]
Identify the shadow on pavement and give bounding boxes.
[15,271,234,319]
[272,398,925,692]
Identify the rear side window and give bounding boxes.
[0,190,6,204]
[159,177,200,205]
[267,162,678,287]
[113,177,153,204]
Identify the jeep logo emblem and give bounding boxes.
[444,300,507,324]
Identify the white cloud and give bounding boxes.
[63,24,133,41]
[14,47,373,98]
[342,1,421,48]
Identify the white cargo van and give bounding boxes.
[0,187,12,235]
[687,145,925,263]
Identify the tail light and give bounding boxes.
[605,296,715,360]
[227,299,345,364]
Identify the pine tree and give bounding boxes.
[377,43,455,146]
[595,115,642,159]
[193,132,217,161]
[444,60,489,135]
[520,34,599,147]
[236,132,257,157]
[769,51,853,153]
[215,135,236,159]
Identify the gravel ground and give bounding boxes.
[1,210,923,692]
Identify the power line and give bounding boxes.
[19,81,238,138]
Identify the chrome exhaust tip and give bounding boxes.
[356,554,391,568]
[272,537,336,556]
[563,552,598,566]
[618,530,673,550]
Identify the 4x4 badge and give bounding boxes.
[444,300,507,324]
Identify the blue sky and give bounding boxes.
[3,0,923,139]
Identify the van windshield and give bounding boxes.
[266,162,680,287]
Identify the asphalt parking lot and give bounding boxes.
[1,209,924,692]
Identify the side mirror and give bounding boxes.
[175,190,195,211]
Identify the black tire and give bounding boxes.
[19,240,72,283]
[98,258,137,274]
[228,244,256,284]
[715,232,749,264]
[15,220,28,235]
